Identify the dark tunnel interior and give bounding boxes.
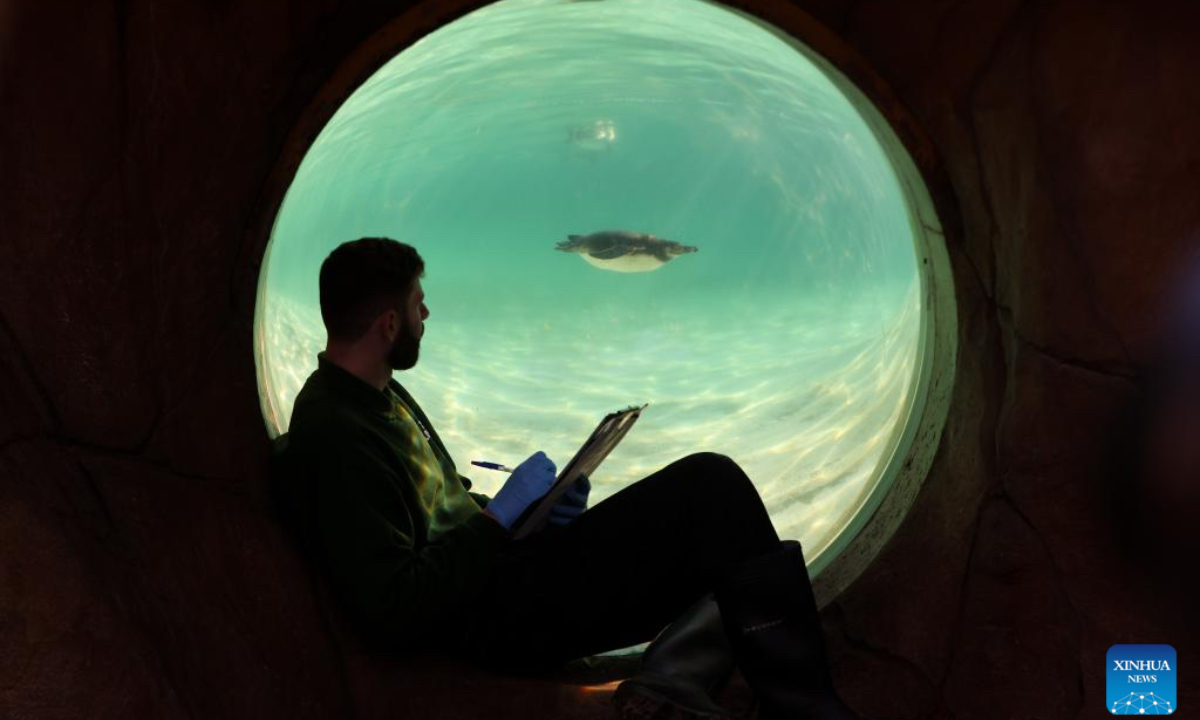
[2,1,1198,718]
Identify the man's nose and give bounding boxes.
[421,304,429,320]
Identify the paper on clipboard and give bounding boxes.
[510,403,648,540]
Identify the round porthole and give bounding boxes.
[254,0,955,612]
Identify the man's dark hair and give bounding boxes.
[319,237,425,342]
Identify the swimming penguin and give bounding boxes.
[565,120,617,152]
[555,231,699,273]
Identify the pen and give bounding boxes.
[471,460,515,473]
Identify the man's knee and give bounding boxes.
[684,451,739,471]
[681,452,752,489]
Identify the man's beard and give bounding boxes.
[387,321,421,370]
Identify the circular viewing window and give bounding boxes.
[255,0,953,595]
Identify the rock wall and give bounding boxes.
[2,1,1197,718]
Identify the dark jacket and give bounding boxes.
[272,352,508,650]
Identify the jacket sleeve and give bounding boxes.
[456,473,491,510]
[306,433,509,646]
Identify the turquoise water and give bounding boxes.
[257,0,921,570]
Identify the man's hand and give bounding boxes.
[485,451,557,530]
[548,474,591,526]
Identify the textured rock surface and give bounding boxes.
[3,1,1198,718]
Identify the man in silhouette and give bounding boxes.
[276,236,862,720]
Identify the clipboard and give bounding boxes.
[510,403,648,540]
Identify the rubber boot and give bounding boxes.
[612,592,740,719]
[714,541,861,720]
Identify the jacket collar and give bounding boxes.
[314,354,455,467]
[315,351,392,414]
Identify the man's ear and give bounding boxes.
[377,308,399,341]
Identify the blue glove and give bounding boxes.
[549,474,591,526]
[486,451,556,530]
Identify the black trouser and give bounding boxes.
[454,452,782,674]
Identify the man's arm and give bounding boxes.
[304,433,508,645]
[458,474,492,510]
[467,491,492,510]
